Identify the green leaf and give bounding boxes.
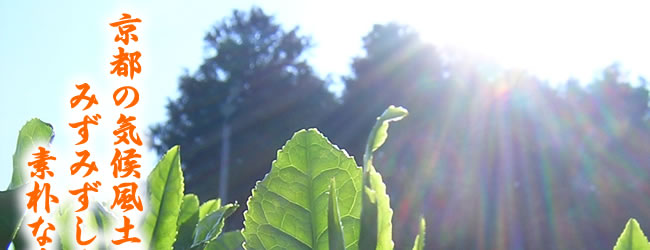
[142,146,185,250]
[360,106,407,250]
[359,186,378,250]
[89,202,115,250]
[359,167,394,250]
[11,221,29,250]
[51,201,113,250]
[53,201,75,250]
[328,178,346,250]
[243,129,363,250]
[191,203,238,248]
[363,105,408,165]
[174,194,200,250]
[92,202,115,231]
[199,198,222,221]
[52,203,113,250]
[614,218,650,250]
[367,167,393,250]
[10,118,54,190]
[411,217,426,250]
[0,187,25,249]
[4,119,54,249]
[205,230,244,250]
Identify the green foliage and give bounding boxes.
[140,146,240,250]
[205,230,245,250]
[51,202,115,250]
[0,119,244,250]
[1,118,53,249]
[192,203,239,248]
[53,201,75,250]
[17,105,649,250]
[242,129,363,249]
[88,202,115,250]
[411,217,426,250]
[0,187,25,249]
[359,105,407,250]
[142,146,185,250]
[199,199,222,221]
[614,219,650,250]
[364,105,409,160]
[11,221,29,250]
[328,179,346,250]
[359,166,393,250]
[359,186,378,250]
[0,106,413,250]
[10,118,54,190]
[239,106,421,250]
[175,194,200,250]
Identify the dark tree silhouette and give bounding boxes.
[150,8,337,225]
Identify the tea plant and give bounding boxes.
[1,107,644,249]
[614,219,650,250]
[2,119,54,249]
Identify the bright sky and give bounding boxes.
[1,0,649,189]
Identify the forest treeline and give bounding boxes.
[150,7,650,249]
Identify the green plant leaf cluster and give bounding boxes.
[52,108,650,249]
[241,106,426,249]
[142,146,240,250]
[8,106,649,249]
[1,108,424,249]
[1,119,53,249]
[358,105,408,250]
[0,119,243,250]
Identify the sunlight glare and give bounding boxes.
[388,0,650,83]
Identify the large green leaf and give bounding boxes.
[9,118,54,190]
[360,105,407,250]
[142,146,184,250]
[614,218,650,250]
[0,187,25,249]
[205,230,245,250]
[411,217,426,250]
[191,203,238,248]
[243,129,363,250]
[328,178,346,250]
[3,119,54,249]
[174,194,200,250]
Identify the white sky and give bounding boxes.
[1,0,649,189]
